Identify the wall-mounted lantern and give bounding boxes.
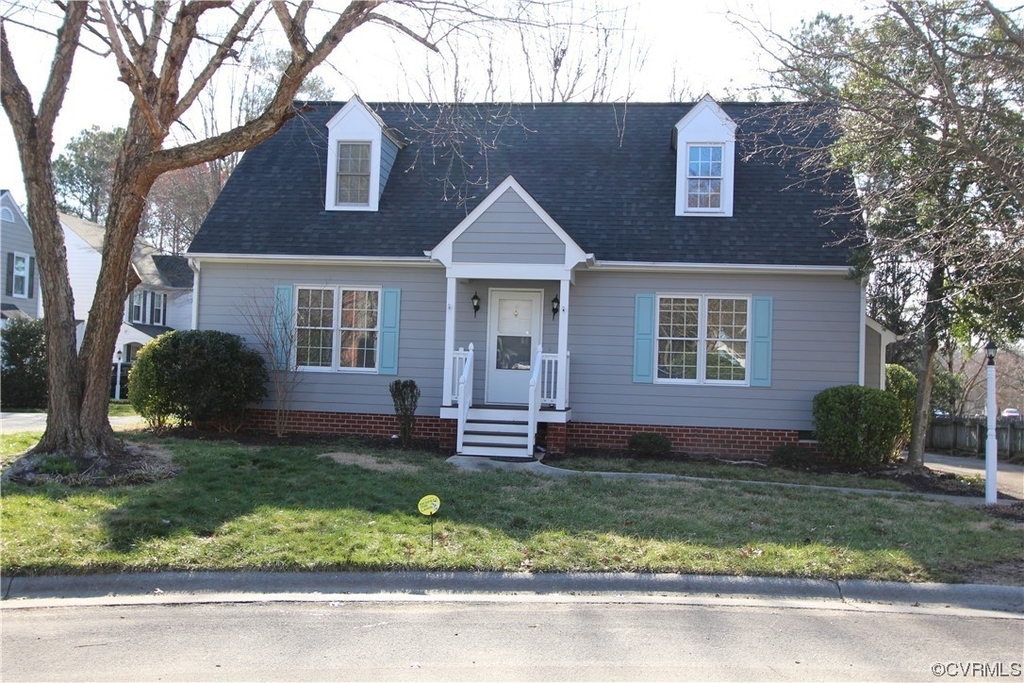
[471,292,481,317]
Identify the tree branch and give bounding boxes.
[173,2,262,121]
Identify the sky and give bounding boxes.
[0,0,869,208]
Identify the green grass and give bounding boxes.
[107,402,139,418]
[2,434,1020,583]
[547,454,911,491]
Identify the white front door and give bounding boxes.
[486,289,543,405]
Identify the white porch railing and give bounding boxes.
[527,345,543,455]
[449,348,569,409]
[456,343,475,453]
[451,347,471,405]
[539,352,569,407]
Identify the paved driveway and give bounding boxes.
[0,412,144,435]
[926,451,1024,500]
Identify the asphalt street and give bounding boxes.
[2,583,1021,682]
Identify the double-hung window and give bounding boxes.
[335,142,371,206]
[11,253,30,298]
[129,290,146,323]
[686,145,723,210]
[296,286,380,371]
[657,295,749,384]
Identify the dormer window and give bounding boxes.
[674,95,735,217]
[336,142,371,206]
[325,97,405,213]
[686,145,724,210]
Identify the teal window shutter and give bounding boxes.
[633,293,655,383]
[272,285,293,370]
[379,288,401,375]
[750,296,773,387]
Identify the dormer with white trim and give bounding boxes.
[673,95,736,217]
[324,97,404,212]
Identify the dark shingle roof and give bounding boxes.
[189,101,859,267]
[152,255,194,288]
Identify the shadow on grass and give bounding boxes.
[2,436,1020,580]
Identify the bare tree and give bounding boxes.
[236,288,303,438]
[3,0,562,466]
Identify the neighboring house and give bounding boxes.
[188,96,881,459]
[61,213,194,362]
[1,189,41,324]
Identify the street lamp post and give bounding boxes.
[115,350,123,401]
[985,341,998,505]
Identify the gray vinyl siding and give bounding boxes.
[379,136,399,201]
[452,190,566,264]
[565,269,861,431]
[864,325,882,389]
[196,261,448,416]
[1,192,40,317]
[196,261,860,432]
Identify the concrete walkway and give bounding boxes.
[0,412,145,434]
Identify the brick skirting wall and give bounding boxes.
[247,409,458,450]
[544,421,798,459]
[248,409,797,459]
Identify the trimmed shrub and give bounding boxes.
[0,318,47,409]
[128,330,267,430]
[628,431,672,459]
[812,384,902,470]
[885,363,917,459]
[389,379,420,448]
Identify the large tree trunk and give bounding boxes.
[905,261,945,470]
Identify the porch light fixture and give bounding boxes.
[985,340,997,365]
[471,292,480,317]
[551,294,560,320]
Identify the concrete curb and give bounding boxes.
[3,571,1021,614]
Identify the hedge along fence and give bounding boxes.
[927,418,1024,457]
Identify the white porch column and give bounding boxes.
[556,278,570,410]
[442,276,457,406]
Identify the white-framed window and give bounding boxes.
[11,252,30,298]
[335,142,371,206]
[295,286,380,371]
[151,292,165,326]
[657,295,749,384]
[129,289,147,323]
[686,145,723,210]
[126,289,167,325]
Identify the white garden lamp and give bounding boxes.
[985,341,998,505]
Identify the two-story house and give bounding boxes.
[1,189,41,324]
[61,213,193,363]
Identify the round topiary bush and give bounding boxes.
[628,431,672,459]
[129,330,267,430]
[812,384,902,471]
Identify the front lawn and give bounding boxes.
[1,434,1020,583]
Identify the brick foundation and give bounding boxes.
[247,409,796,460]
[247,409,457,451]
[562,421,799,459]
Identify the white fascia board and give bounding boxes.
[430,175,590,269]
[448,263,576,280]
[594,260,850,276]
[186,253,437,268]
